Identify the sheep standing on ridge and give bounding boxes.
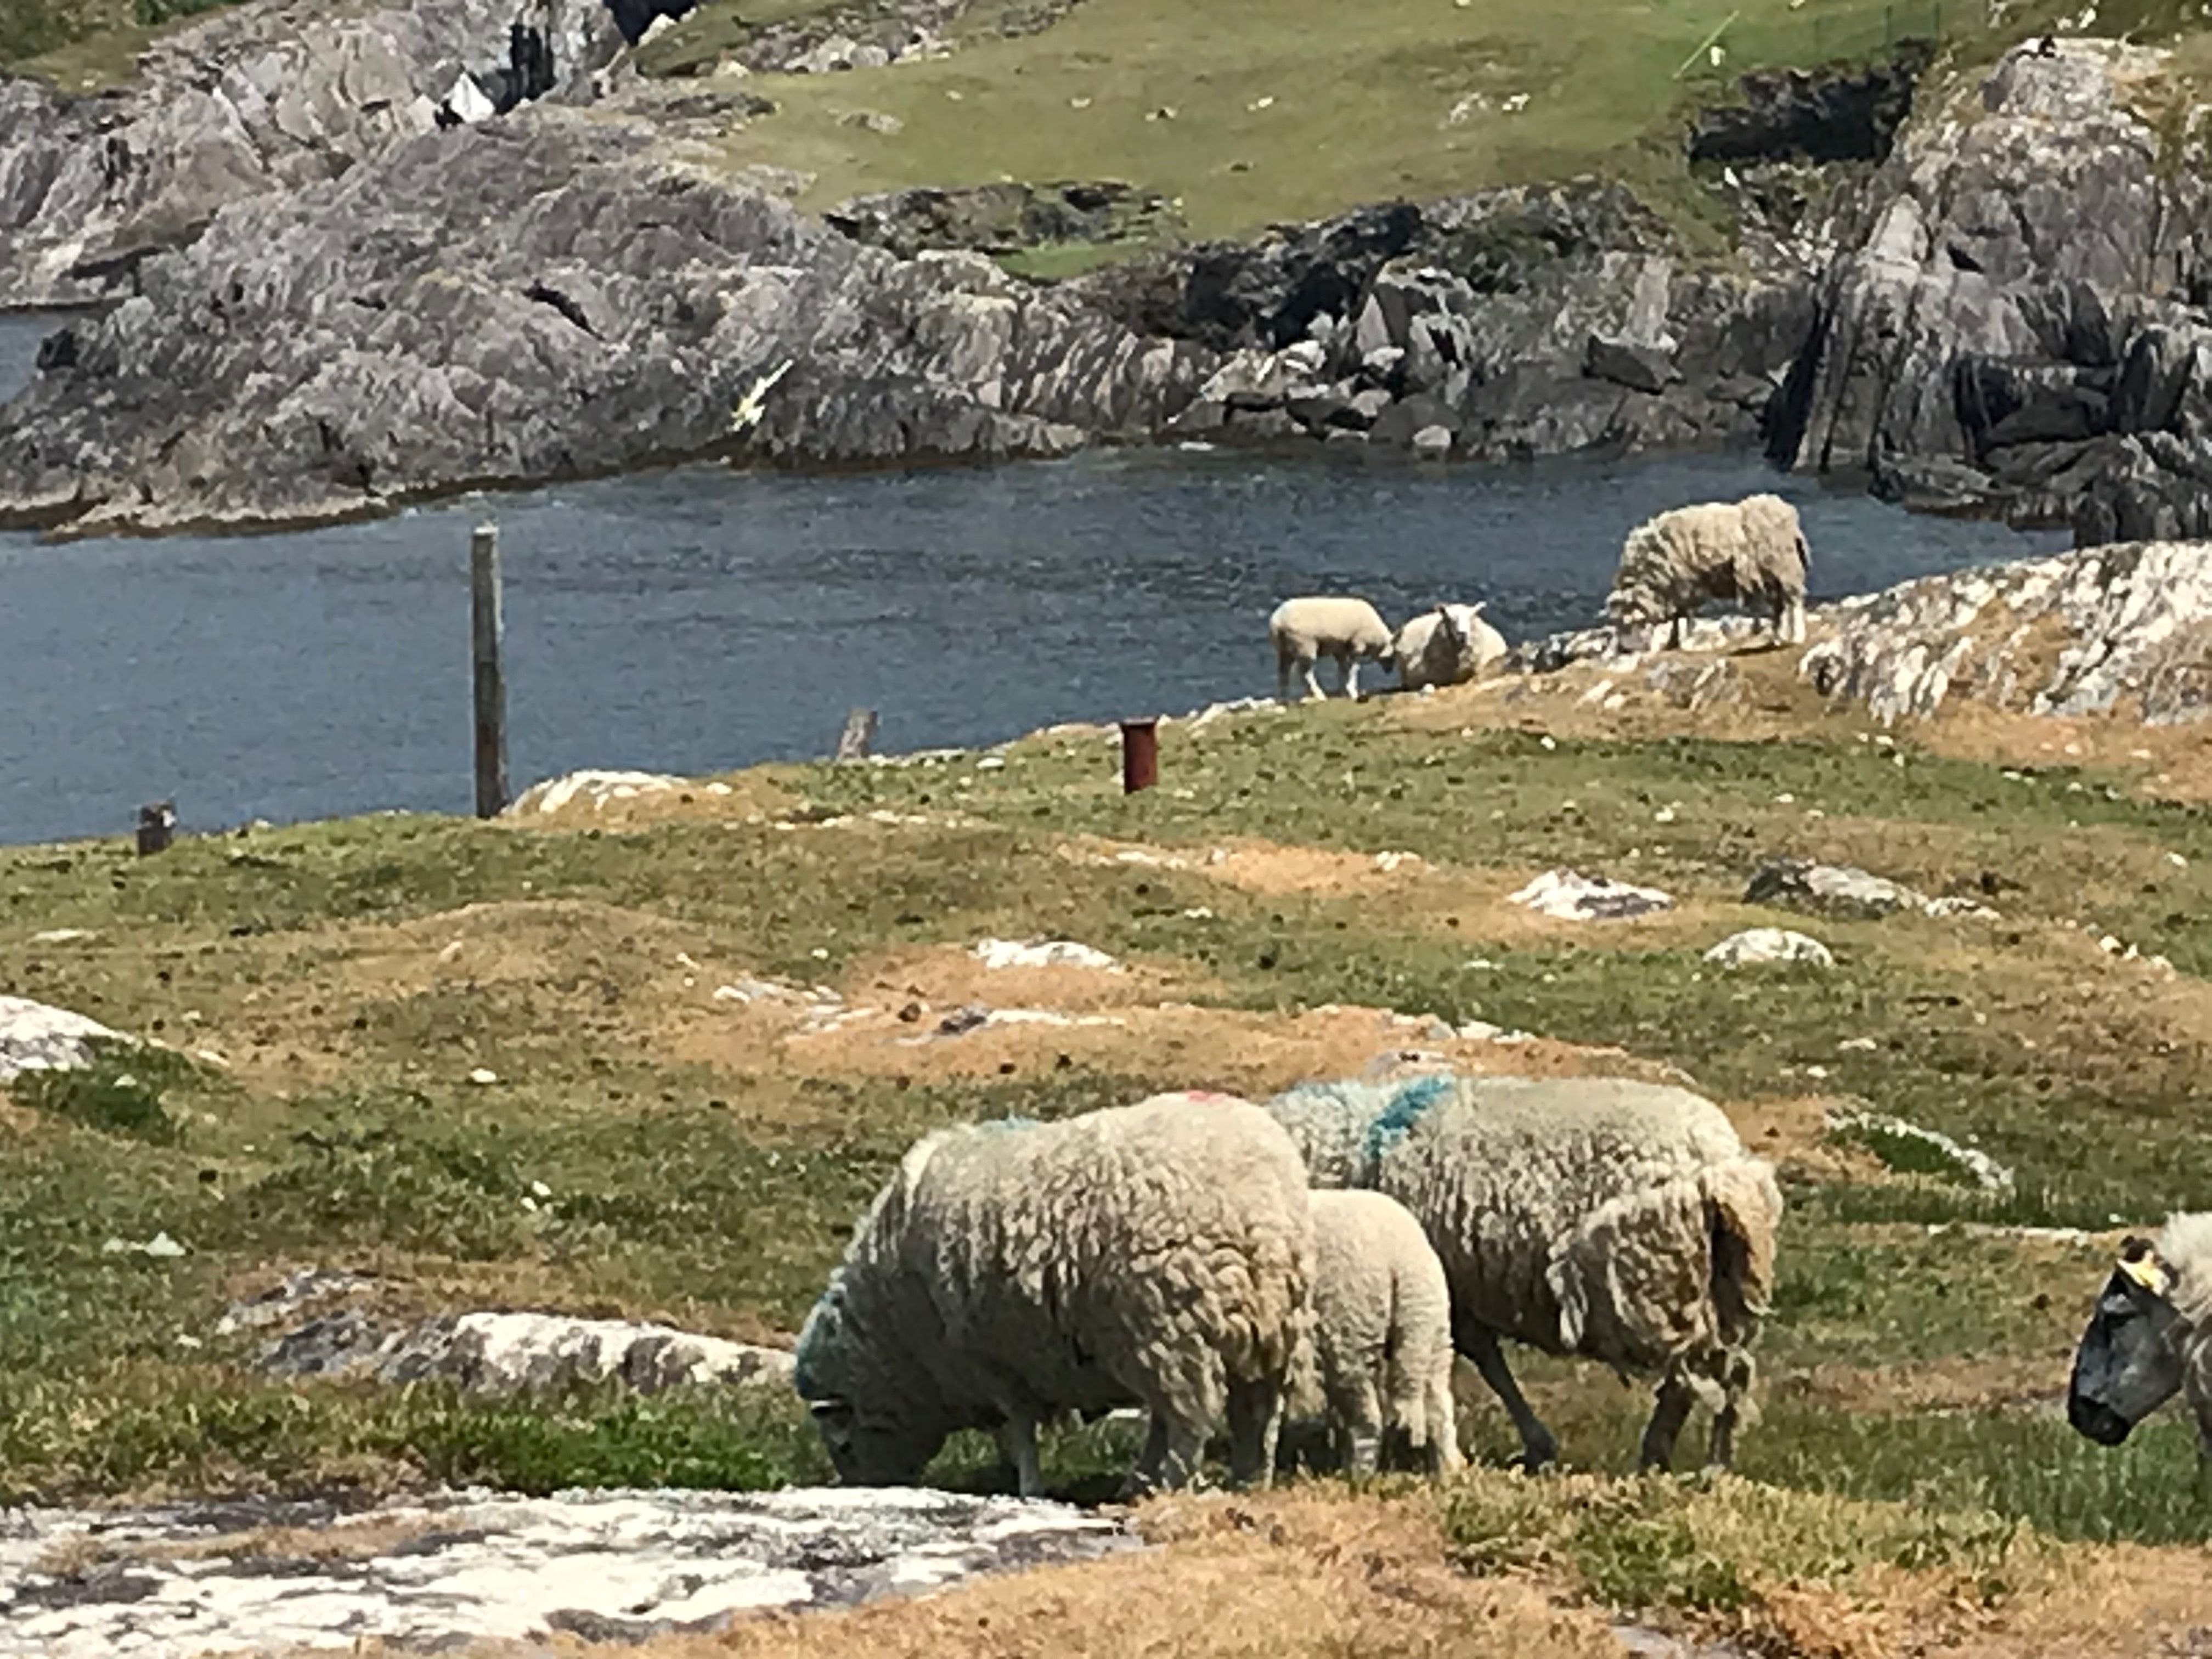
[1270,596,1395,701]
[1265,1072,1782,1471]
[1283,1189,1462,1476]
[1394,602,1508,692]
[2067,1217,2212,1461]
[794,1092,1313,1498]
[1605,493,1810,651]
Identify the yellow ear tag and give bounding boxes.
[2120,1254,2173,1296]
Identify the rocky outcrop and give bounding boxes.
[826,180,1182,261]
[0,110,1206,537]
[1688,42,1933,166]
[1769,39,2212,541]
[1799,537,2212,724]
[0,995,128,1083]
[0,0,624,307]
[0,1488,1134,1655]
[1077,183,1818,461]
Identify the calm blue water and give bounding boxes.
[0,310,2066,847]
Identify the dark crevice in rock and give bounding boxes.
[1689,41,1936,167]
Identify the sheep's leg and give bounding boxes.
[1301,657,1326,702]
[995,1415,1045,1498]
[1667,613,1686,652]
[1129,1412,1171,1492]
[1224,1376,1282,1490]
[1459,1327,1558,1471]
[1332,1378,1384,1478]
[1639,1377,1695,1472]
[1424,1369,1464,1476]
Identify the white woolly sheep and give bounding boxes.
[1265,1071,1783,1471]
[2067,1215,2212,1462]
[794,1091,1313,1498]
[1270,596,1395,702]
[1283,1188,1462,1477]
[1393,602,1508,692]
[1605,492,1810,651]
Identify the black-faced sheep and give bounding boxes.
[1606,493,1810,651]
[794,1092,1313,1497]
[1393,602,1508,692]
[1270,596,1395,701]
[2067,1216,2212,1462]
[1265,1071,1782,1471]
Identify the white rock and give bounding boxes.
[1703,928,1835,968]
[1827,1106,2016,1195]
[27,929,93,945]
[1507,868,1673,921]
[0,995,130,1083]
[509,770,691,817]
[467,1068,499,1086]
[0,1487,1130,1657]
[442,70,497,125]
[970,939,1122,972]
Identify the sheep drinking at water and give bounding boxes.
[794,1091,1313,1497]
[1393,602,1508,692]
[1269,596,1395,701]
[1282,1188,1462,1476]
[1265,1071,1783,1471]
[2067,1217,2212,1460]
[1606,493,1810,651]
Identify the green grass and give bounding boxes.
[5,702,2212,1549]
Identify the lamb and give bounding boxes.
[1264,1071,1783,1471]
[1282,1189,1462,1476]
[1269,596,1395,701]
[1605,492,1810,651]
[2067,1216,2212,1462]
[1393,602,1508,692]
[793,1091,1313,1498]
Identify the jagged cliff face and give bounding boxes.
[1769,41,2212,543]
[0,0,623,306]
[0,112,1207,535]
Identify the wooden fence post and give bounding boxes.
[471,523,509,819]
[835,708,879,763]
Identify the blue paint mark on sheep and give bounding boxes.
[1363,1074,1452,1168]
[978,1114,1041,1133]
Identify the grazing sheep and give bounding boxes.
[2067,1217,2212,1461]
[1270,596,1395,701]
[794,1091,1313,1498]
[1605,493,1810,651]
[1284,1189,1462,1476]
[1265,1072,1782,1471]
[1393,602,1508,692]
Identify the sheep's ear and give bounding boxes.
[2118,1242,2175,1296]
[1468,601,1487,616]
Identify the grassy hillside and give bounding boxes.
[7,654,2212,1552]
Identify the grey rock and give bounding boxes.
[0,1488,1134,1657]
[1688,43,1933,166]
[0,110,1206,536]
[825,180,1182,260]
[1585,332,1681,394]
[1768,40,2212,538]
[1746,857,1925,916]
[1801,537,2212,724]
[1410,423,1453,456]
[0,0,624,307]
[1370,392,1460,446]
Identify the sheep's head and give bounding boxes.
[2067,1236,2187,1447]
[795,1274,952,1487]
[1604,585,1662,628]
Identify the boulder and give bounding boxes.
[1703,927,1836,967]
[1508,868,1674,921]
[1746,857,1925,916]
[0,995,130,1083]
[1585,333,1681,394]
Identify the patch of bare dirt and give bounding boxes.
[1729,1094,1891,1184]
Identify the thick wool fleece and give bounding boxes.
[795,1091,1313,1490]
[1290,1188,1460,1475]
[1265,1074,1781,1383]
[1607,494,1809,635]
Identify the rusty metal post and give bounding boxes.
[1120,718,1159,794]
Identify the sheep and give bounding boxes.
[1269,596,1395,702]
[1393,602,1508,692]
[1264,1071,1783,1471]
[1605,492,1810,651]
[793,1091,1313,1498]
[2067,1216,2212,1464]
[1280,1188,1462,1477]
